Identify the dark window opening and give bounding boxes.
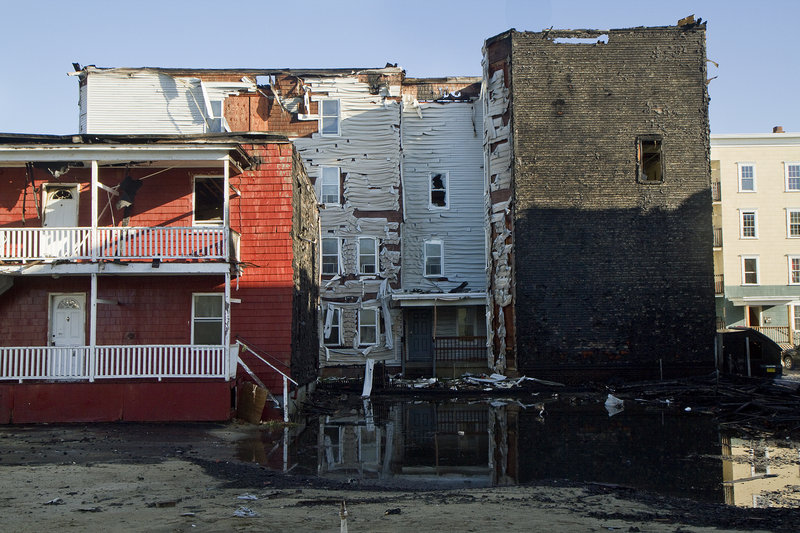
[430,173,448,207]
[195,176,224,224]
[637,137,663,183]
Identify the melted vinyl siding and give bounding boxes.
[401,101,486,293]
[85,71,208,134]
[79,84,87,133]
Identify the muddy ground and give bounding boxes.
[0,419,797,533]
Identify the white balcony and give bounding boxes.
[0,226,228,262]
[0,345,230,382]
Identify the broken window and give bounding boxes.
[637,137,663,183]
[194,176,224,225]
[322,238,340,275]
[359,308,379,346]
[742,256,759,285]
[738,163,756,192]
[424,240,443,277]
[740,210,758,239]
[320,166,341,205]
[192,293,224,345]
[320,99,340,136]
[429,172,449,208]
[785,163,800,191]
[324,307,341,346]
[359,237,378,275]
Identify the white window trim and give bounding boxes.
[318,98,341,137]
[428,171,450,210]
[787,209,800,238]
[192,175,225,226]
[741,255,760,286]
[358,237,379,275]
[739,209,758,239]
[785,161,800,192]
[737,162,757,193]
[789,256,800,285]
[358,307,380,347]
[191,293,224,345]
[424,239,444,278]
[323,307,341,346]
[319,166,341,206]
[321,237,341,276]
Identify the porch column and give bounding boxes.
[90,160,98,260]
[224,271,231,381]
[89,272,97,382]
[223,156,230,254]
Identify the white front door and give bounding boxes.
[49,293,86,377]
[42,185,79,257]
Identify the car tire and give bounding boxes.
[784,354,794,370]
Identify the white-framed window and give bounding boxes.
[739,210,758,239]
[741,256,760,286]
[424,239,443,277]
[794,305,800,334]
[319,99,340,136]
[358,237,378,275]
[790,256,800,285]
[358,307,379,346]
[320,166,341,205]
[738,163,756,192]
[192,293,224,345]
[787,209,800,238]
[323,307,341,346]
[785,162,800,191]
[322,237,340,275]
[207,99,227,132]
[193,175,224,225]
[429,172,449,209]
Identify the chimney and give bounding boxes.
[773,126,785,133]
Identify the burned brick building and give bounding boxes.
[483,21,716,379]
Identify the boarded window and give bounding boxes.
[637,137,663,183]
[194,176,224,225]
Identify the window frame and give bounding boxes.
[737,162,756,193]
[321,237,341,276]
[424,239,444,277]
[741,256,760,286]
[739,209,758,239]
[785,162,800,192]
[191,293,224,345]
[358,307,379,346]
[787,209,800,238]
[358,237,379,275]
[323,307,341,346]
[319,166,341,206]
[192,175,225,226]
[636,135,664,184]
[428,171,450,210]
[790,256,800,285]
[319,98,341,137]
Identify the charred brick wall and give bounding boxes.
[502,25,715,375]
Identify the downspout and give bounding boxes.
[223,157,232,379]
[90,160,99,382]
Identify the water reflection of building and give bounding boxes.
[721,435,800,508]
[316,400,519,487]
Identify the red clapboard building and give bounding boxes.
[0,133,318,423]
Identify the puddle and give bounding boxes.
[236,396,800,508]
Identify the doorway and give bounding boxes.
[49,293,86,377]
[42,184,79,257]
[406,309,434,363]
[746,306,762,328]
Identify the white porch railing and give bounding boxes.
[0,345,227,382]
[0,227,227,261]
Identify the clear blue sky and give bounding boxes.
[0,0,796,134]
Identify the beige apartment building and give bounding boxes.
[712,128,800,347]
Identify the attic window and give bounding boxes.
[637,137,664,183]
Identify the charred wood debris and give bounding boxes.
[308,372,800,436]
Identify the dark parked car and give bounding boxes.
[782,348,796,370]
[720,327,783,377]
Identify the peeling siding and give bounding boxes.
[401,99,486,294]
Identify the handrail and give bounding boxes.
[235,340,297,423]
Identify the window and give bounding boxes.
[787,210,800,237]
[457,308,477,337]
[322,238,340,275]
[742,256,759,285]
[320,166,341,205]
[192,294,224,345]
[637,136,663,183]
[207,99,227,132]
[359,308,379,346]
[193,176,224,225]
[323,307,341,346]
[738,163,756,192]
[424,239,443,277]
[358,237,378,275]
[790,257,800,285]
[786,162,800,191]
[429,172,449,208]
[794,305,800,334]
[740,210,758,238]
[319,99,340,136]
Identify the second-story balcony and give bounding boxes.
[713,227,723,248]
[0,226,232,262]
[711,181,721,202]
[715,274,724,295]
